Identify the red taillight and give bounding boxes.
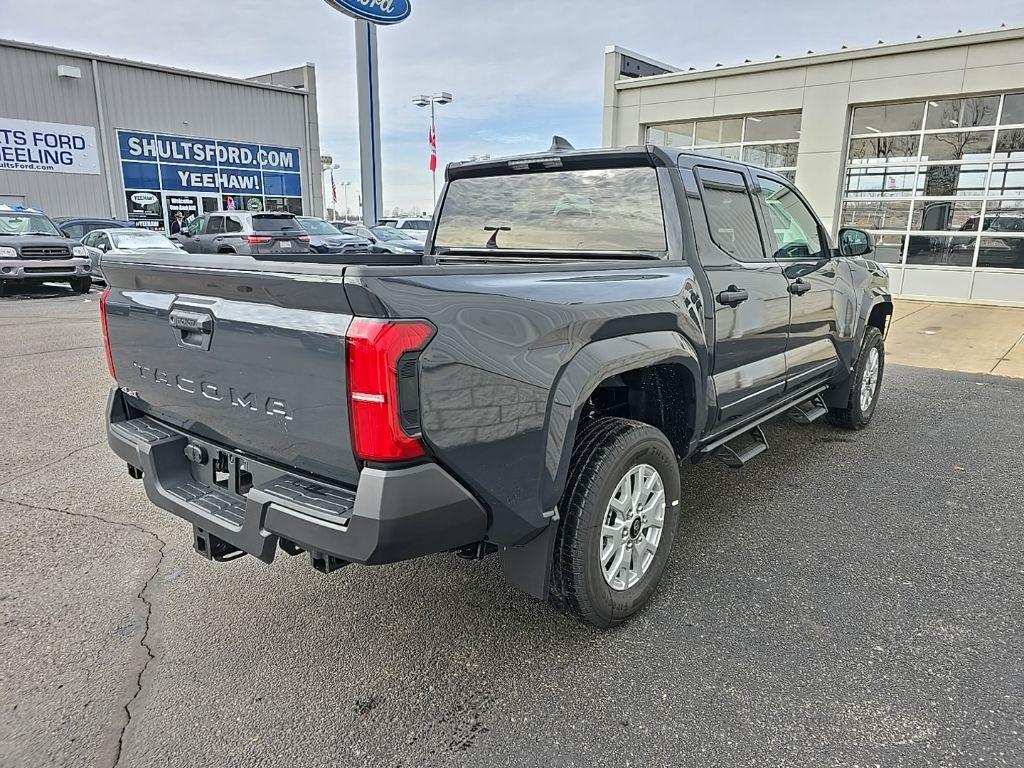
[297,234,310,242]
[100,287,116,379]
[346,318,434,462]
[245,235,272,245]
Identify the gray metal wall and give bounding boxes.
[0,40,320,219]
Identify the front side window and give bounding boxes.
[435,167,667,253]
[695,167,764,260]
[757,177,825,259]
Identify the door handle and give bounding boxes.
[788,278,812,296]
[716,285,749,308]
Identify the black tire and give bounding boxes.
[827,326,884,430]
[550,417,681,628]
[70,277,92,294]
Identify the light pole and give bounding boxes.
[339,181,352,221]
[413,92,453,204]
[321,162,339,218]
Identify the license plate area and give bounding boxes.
[186,441,253,498]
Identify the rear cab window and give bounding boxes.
[434,166,667,254]
[253,214,301,233]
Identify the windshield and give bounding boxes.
[111,232,177,250]
[371,226,414,242]
[434,167,667,253]
[298,217,341,236]
[0,212,62,237]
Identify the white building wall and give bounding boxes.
[603,29,1024,305]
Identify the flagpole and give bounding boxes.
[430,100,436,204]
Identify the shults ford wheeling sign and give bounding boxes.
[0,117,100,175]
[321,0,411,24]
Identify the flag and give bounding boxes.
[331,170,338,205]
[429,123,437,172]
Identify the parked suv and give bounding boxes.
[0,205,93,295]
[101,144,891,627]
[171,212,311,258]
[377,217,430,241]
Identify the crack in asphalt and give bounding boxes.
[0,440,105,490]
[5,344,101,360]
[0,495,167,768]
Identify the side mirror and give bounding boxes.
[838,228,873,257]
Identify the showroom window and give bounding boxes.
[840,93,1024,269]
[647,112,801,181]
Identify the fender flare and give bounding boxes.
[539,330,704,511]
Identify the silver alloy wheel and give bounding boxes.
[599,463,666,591]
[860,346,880,413]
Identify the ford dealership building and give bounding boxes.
[604,27,1024,305]
[0,38,323,232]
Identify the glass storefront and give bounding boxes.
[646,112,801,181]
[840,93,1024,271]
[116,130,304,232]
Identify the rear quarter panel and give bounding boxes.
[345,261,707,546]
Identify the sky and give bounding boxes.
[4,0,1024,213]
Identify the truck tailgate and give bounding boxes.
[102,252,359,486]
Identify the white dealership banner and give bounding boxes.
[0,117,100,175]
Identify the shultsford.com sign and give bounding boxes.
[0,117,100,175]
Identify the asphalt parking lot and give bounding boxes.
[1,284,1022,768]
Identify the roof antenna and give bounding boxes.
[549,135,575,153]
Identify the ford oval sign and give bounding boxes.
[321,0,411,24]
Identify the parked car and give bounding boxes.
[170,211,311,258]
[81,228,183,282]
[100,144,891,628]
[342,225,424,255]
[0,205,93,295]
[377,217,430,241]
[53,217,132,240]
[296,216,371,254]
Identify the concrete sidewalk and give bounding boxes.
[886,300,1024,378]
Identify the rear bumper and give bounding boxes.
[106,389,487,567]
[0,257,91,281]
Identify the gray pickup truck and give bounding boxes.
[102,144,891,627]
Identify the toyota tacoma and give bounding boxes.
[101,143,891,627]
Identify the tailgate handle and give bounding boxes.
[169,309,214,350]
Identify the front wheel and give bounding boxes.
[550,418,681,628]
[70,277,92,294]
[827,326,884,429]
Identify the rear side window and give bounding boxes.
[62,223,86,239]
[435,167,667,253]
[206,216,224,235]
[224,217,243,233]
[696,167,765,260]
[253,215,300,233]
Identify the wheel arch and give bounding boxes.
[540,331,705,512]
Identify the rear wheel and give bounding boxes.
[827,326,884,429]
[70,277,92,294]
[550,418,681,628]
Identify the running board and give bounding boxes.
[697,384,829,467]
[788,394,828,425]
[715,425,768,468]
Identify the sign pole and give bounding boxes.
[354,20,383,226]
